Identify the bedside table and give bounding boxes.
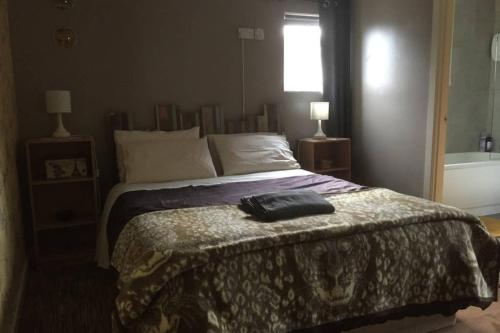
[26,136,99,266]
[297,138,351,180]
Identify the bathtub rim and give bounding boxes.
[444,152,500,170]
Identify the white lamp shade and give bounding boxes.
[310,102,329,120]
[46,90,72,114]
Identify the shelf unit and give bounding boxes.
[26,136,99,266]
[297,138,352,180]
[32,177,95,186]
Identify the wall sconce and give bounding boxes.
[54,0,74,10]
[55,27,76,48]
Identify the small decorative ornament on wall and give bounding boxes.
[55,27,76,48]
[54,0,74,10]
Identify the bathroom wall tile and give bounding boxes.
[450,46,474,91]
[492,108,500,151]
[492,61,500,90]
[495,15,500,31]
[453,0,476,47]
[492,91,500,150]
[448,0,497,153]
[471,60,493,91]
[477,0,495,24]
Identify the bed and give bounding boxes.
[98,107,499,333]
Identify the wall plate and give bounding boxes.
[255,28,265,41]
[238,28,255,40]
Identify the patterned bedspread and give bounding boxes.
[110,187,499,333]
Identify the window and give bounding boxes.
[283,13,323,93]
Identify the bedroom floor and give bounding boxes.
[17,265,500,333]
[436,302,500,333]
[481,214,500,238]
[18,265,116,333]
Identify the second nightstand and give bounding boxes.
[297,138,351,180]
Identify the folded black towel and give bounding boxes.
[239,190,335,222]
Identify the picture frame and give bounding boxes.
[45,158,88,180]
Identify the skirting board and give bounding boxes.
[347,314,456,333]
[465,204,500,217]
[10,261,27,333]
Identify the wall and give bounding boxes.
[446,0,495,153]
[351,0,434,196]
[9,0,320,193]
[0,0,26,331]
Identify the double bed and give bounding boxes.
[98,109,499,333]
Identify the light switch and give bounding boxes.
[255,28,265,41]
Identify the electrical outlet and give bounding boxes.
[238,28,255,40]
[255,28,265,41]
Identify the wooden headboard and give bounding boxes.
[106,103,282,183]
[155,103,281,136]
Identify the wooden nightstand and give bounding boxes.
[26,136,99,266]
[297,138,351,180]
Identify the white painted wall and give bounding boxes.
[351,0,435,197]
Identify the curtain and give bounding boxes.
[319,0,352,138]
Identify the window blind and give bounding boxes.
[284,13,319,26]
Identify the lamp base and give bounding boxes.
[52,113,71,138]
[52,129,71,138]
[312,120,327,140]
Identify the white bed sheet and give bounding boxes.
[96,169,313,268]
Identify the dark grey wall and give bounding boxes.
[10,0,437,198]
[9,0,320,192]
[351,0,434,196]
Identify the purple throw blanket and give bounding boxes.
[107,174,365,254]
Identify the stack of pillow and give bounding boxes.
[115,127,300,184]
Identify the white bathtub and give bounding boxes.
[443,152,500,216]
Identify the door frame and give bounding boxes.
[429,0,454,202]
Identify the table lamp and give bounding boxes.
[310,102,329,139]
[46,90,71,138]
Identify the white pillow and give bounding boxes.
[212,134,300,176]
[122,137,217,184]
[114,127,199,182]
[207,132,278,175]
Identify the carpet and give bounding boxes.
[481,216,500,238]
[17,265,500,333]
[435,292,500,333]
[18,265,117,333]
